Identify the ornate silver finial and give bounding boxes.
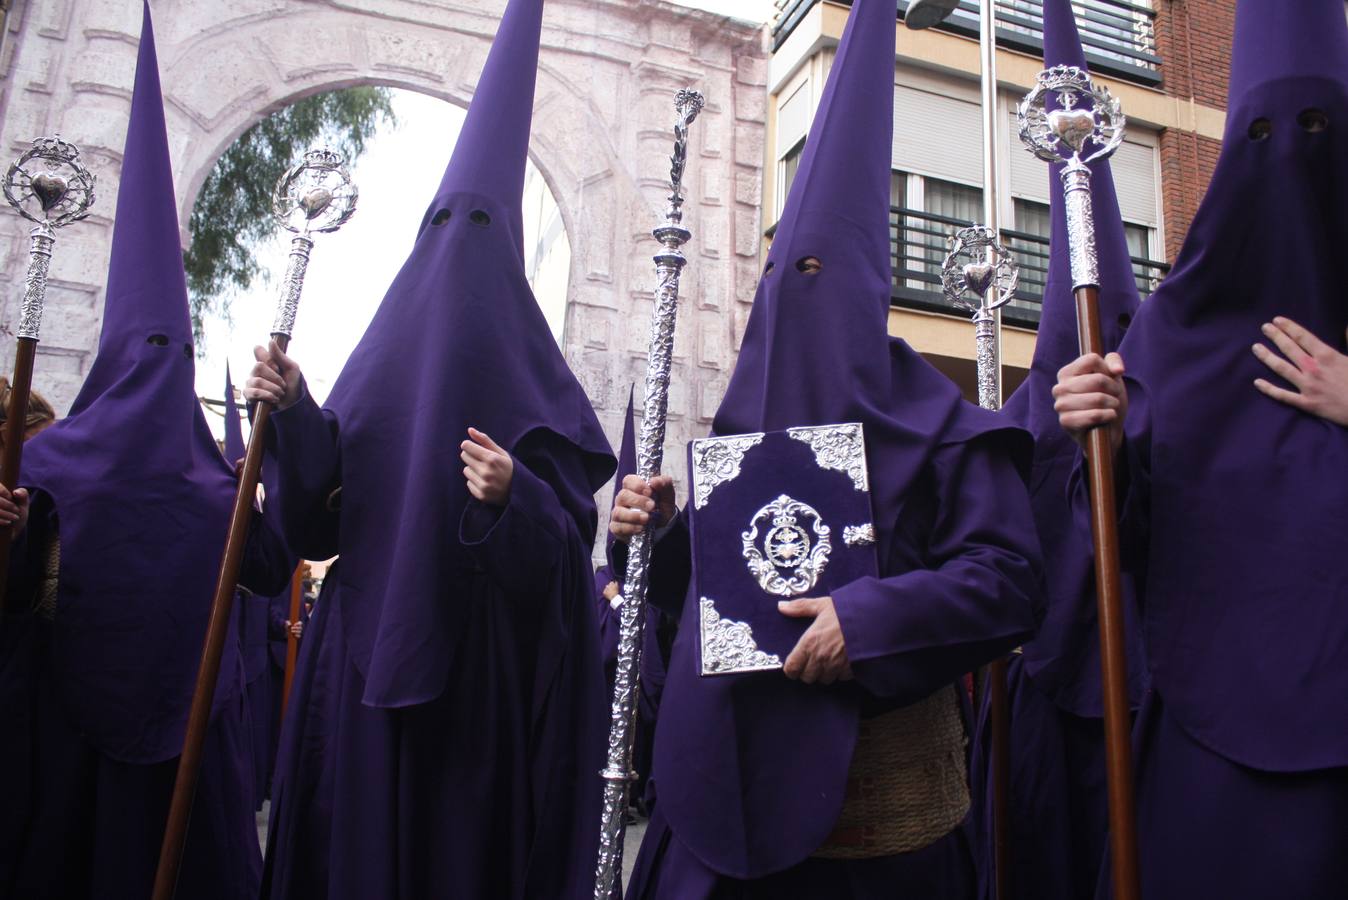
[1017,66,1125,166]
[4,135,96,229]
[940,225,1018,317]
[272,148,358,236]
[269,148,358,338]
[665,89,705,226]
[939,225,1019,411]
[1018,67,1128,292]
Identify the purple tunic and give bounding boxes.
[1095,0,1348,893]
[970,1,1145,896]
[3,5,292,897]
[260,392,608,899]
[260,0,615,895]
[628,0,1040,891]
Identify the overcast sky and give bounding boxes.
[196,1,779,441]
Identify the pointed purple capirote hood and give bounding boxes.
[604,385,635,571]
[1005,0,1146,717]
[1116,0,1348,769]
[322,0,614,707]
[713,0,894,437]
[224,362,245,462]
[21,0,241,763]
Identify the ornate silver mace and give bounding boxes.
[153,149,356,900]
[593,88,704,900]
[941,226,1018,412]
[0,135,95,617]
[1018,65,1140,900]
[940,223,1018,900]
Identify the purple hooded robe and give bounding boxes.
[625,0,1041,895]
[1097,0,1348,895]
[258,1,617,897]
[0,5,292,898]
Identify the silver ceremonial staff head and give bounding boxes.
[903,0,960,31]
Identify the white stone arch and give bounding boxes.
[0,0,768,471]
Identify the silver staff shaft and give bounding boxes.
[1061,158,1099,291]
[272,233,314,338]
[16,224,55,341]
[594,87,704,900]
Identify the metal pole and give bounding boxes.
[593,88,704,900]
[979,0,1004,408]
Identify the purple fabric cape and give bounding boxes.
[1000,0,1146,719]
[645,0,1039,880]
[18,2,244,765]
[1114,0,1348,771]
[319,0,613,710]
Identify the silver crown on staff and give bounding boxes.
[4,135,96,229]
[273,148,358,235]
[941,225,1018,316]
[269,148,358,338]
[4,136,96,341]
[1018,65,1125,167]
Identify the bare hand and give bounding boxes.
[286,620,303,640]
[461,428,513,507]
[244,340,302,410]
[780,597,852,685]
[602,580,621,602]
[1053,352,1128,452]
[0,483,29,538]
[1252,318,1348,427]
[609,474,677,543]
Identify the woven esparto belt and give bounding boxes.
[812,685,970,860]
[35,535,59,621]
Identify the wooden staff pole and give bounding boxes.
[281,564,302,718]
[152,334,290,900]
[1074,283,1139,900]
[154,147,355,900]
[0,337,37,615]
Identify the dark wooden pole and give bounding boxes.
[1074,284,1140,900]
[988,656,1012,900]
[0,336,38,617]
[151,333,290,900]
[280,564,302,718]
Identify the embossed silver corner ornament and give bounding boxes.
[787,423,867,492]
[690,432,765,509]
[742,494,832,597]
[1016,66,1125,167]
[699,597,782,675]
[843,524,876,547]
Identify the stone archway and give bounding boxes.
[0,0,767,472]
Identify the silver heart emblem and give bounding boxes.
[299,187,333,219]
[1048,107,1097,154]
[962,261,995,297]
[31,172,69,212]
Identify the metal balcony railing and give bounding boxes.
[772,0,1162,87]
[889,206,1169,328]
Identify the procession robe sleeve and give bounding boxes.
[459,455,572,596]
[832,433,1042,705]
[262,382,341,562]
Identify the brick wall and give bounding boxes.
[1153,0,1235,258]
